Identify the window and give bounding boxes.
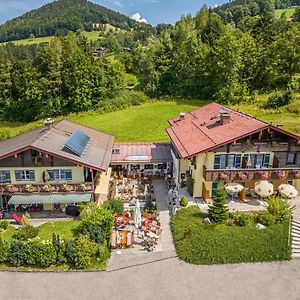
[0,171,11,183]
[47,169,72,181]
[287,153,296,165]
[214,154,242,169]
[158,163,167,170]
[227,155,235,168]
[15,170,35,181]
[144,164,154,170]
[131,165,140,171]
[112,148,120,154]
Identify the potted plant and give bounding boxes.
[41,184,55,192]
[62,184,73,192]
[291,169,300,179]
[219,171,230,181]
[256,170,269,180]
[80,183,93,192]
[25,184,37,193]
[275,170,288,179]
[238,171,248,180]
[6,184,19,193]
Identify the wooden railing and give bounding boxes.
[0,182,94,195]
[203,166,300,181]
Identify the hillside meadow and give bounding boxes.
[0,99,299,142]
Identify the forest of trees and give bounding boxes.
[0,0,153,42]
[0,2,299,123]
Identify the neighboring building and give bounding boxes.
[110,142,173,177]
[0,119,114,211]
[167,103,300,202]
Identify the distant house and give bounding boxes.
[92,48,106,58]
[167,102,300,202]
[0,119,114,211]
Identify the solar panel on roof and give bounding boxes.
[65,130,90,157]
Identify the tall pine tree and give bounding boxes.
[208,187,229,223]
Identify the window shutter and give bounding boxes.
[235,154,242,168]
[263,154,270,168]
[66,170,72,180]
[47,170,54,180]
[29,170,35,181]
[214,155,221,169]
[5,171,11,181]
[15,170,21,181]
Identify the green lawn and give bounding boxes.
[171,206,291,265]
[37,220,80,241]
[1,31,101,46]
[0,220,79,242]
[0,99,299,142]
[275,7,296,18]
[69,101,200,142]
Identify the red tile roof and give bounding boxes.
[166,102,300,158]
[111,142,172,163]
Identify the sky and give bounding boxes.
[0,0,226,26]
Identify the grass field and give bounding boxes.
[1,31,101,46]
[0,99,299,142]
[275,7,296,18]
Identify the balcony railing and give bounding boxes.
[0,182,94,195]
[203,166,300,181]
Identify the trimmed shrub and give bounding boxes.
[0,220,9,231]
[208,188,229,224]
[255,211,276,226]
[82,223,107,244]
[0,237,9,262]
[52,234,67,264]
[74,235,98,269]
[267,196,291,223]
[26,241,56,267]
[233,213,252,227]
[103,198,124,215]
[186,177,195,195]
[13,226,39,241]
[80,203,115,242]
[180,197,188,207]
[9,240,29,266]
[143,199,157,213]
[65,240,76,265]
[96,243,110,263]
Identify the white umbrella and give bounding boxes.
[225,182,244,194]
[278,184,298,198]
[255,180,273,198]
[134,199,142,230]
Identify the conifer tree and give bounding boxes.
[208,187,229,223]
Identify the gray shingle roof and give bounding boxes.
[0,120,115,171]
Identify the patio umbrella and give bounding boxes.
[225,182,244,194]
[278,184,298,198]
[134,199,142,230]
[255,180,273,198]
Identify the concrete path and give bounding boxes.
[108,180,176,271]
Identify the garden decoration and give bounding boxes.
[225,182,244,200]
[278,184,298,199]
[254,180,273,198]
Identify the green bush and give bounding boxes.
[9,240,29,266]
[286,99,300,114]
[81,223,107,244]
[267,196,291,223]
[74,235,98,269]
[13,226,39,241]
[143,199,157,213]
[186,177,195,195]
[52,234,67,264]
[264,89,293,109]
[103,198,124,215]
[0,220,9,231]
[96,243,110,263]
[0,237,9,262]
[233,213,253,227]
[255,211,276,226]
[180,197,188,207]
[26,241,56,267]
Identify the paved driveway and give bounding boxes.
[1,258,300,300]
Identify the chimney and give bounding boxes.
[179,112,186,120]
[277,124,283,129]
[219,109,230,125]
[44,118,54,128]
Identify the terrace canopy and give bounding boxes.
[8,194,92,205]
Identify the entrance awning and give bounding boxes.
[8,194,92,205]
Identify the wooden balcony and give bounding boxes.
[0,182,94,195]
[203,166,300,181]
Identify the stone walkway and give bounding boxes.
[108,180,176,271]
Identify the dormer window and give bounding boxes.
[112,148,120,154]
